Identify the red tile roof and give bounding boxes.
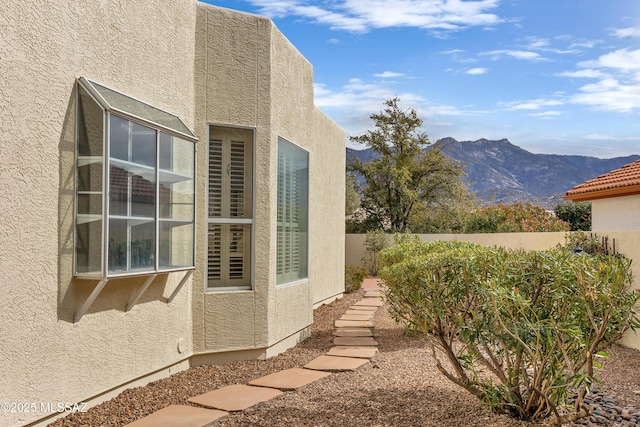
[564,159,640,201]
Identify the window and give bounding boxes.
[75,78,196,278]
[276,137,309,285]
[207,126,253,289]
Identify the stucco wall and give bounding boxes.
[193,4,346,355]
[0,1,197,426]
[269,26,346,343]
[592,195,640,231]
[192,5,272,355]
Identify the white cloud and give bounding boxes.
[527,111,561,118]
[313,77,466,145]
[562,49,640,112]
[466,67,487,75]
[612,26,640,38]
[503,98,563,110]
[583,134,639,141]
[557,69,605,79]
[246,0,502,33]
[480,49,547,61]
[374,71,405,78]
[579,48,640,72]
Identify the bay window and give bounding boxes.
[75,78,196,278]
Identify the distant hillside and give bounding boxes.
[346,137,640,209]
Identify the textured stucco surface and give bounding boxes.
[192,4,346,355]
[0,1,197,426]
[592,195,640,231]
[1,1,345,425]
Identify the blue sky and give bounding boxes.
[205,0,640,158]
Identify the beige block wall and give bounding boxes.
[592,195,640,231]
[0,1,197,426]
[346,231,640,350]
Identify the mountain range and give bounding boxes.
[346,137,640,209]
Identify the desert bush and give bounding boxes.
[555,202,591,231]
[559,231,613,256]
[362,230,389,276]
[344,265,368,293]
[464,202,570,233]
[379,240,639,425]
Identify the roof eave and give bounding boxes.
[564,185,640,202]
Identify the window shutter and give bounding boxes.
[207,127,253,289]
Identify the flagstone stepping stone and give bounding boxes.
[364,293,383,299]
[304,355,369,372]
[353,299,384,307]
[248,368,331,391]
[340,314,373,321]
[335,319,373,328]
[334,328,373,337]
[362,278,382,289]
[349,305,378,311]
[188,384,282,412]
[124,405,228,427]
[327,346,378,359]
[334,336,378,346]
[344,310,376,317]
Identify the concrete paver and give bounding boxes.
[334,328,373,337]
[349,305,378,311]
[188,384,283,412]
[304,355,369,372]
[248,368,331,391]
[327,346,378,359]
[133,277,386,424]
[345,309,374,317]
[334,336,379,346]
[353,299,384,307]
[340,314,373,321]
[364,291,383,298]
[124,405,228,427]
[335,319,374,328]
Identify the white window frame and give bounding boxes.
[74,78,197,279]
[276,136,309,287]
[205,125,255,291]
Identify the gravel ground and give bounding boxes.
[50,288,640,427]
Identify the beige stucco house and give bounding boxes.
[564,159,640,231]
[0,2,345,426]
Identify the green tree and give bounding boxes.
[345,173,361,216]
[555,201,591,231]
[348,97,467,232]
[409,179,480,233]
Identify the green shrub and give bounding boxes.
[379,240,639,425]
[344,265,368,293]
[362,230,389,276]
[555,202,591,231]
[464,202,570,233]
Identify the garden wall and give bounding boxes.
[345,231,640,350]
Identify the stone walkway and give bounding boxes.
[124,278,383,427]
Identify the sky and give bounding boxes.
[204,0,640,158]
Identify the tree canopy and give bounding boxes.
[347,97,469,232]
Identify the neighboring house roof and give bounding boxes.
[564,159,640,202]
